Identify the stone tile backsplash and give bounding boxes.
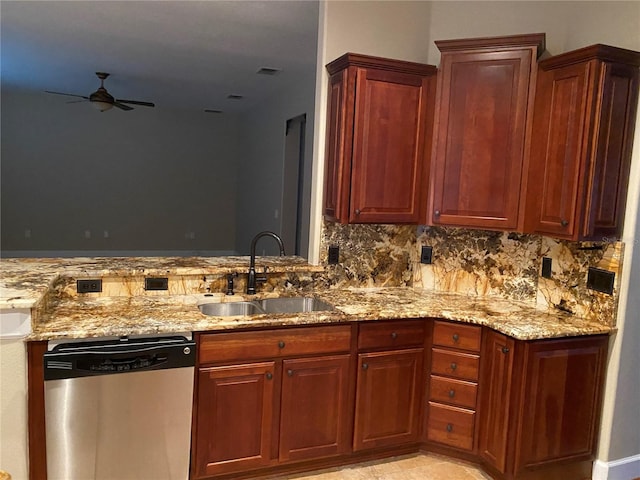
[321,221,624,326]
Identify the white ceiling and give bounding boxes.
[1,0,319,113]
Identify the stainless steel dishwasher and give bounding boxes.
[43,334,196,480]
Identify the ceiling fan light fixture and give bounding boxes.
[91,101,114,112]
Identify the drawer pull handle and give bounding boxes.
[434,210,441,217]
[362,363,369,370]
[266,372,273,380]
[452,333,459,343]
[502,346,510,354]
[355,209,361,215]
[446,423,453,433]
[561,219,569,227]
[450,362,457,371]
[278,341,286,349]
[391,332,398,340]
[287,369,293,377]
[448,389,455,398]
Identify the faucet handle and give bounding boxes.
[226,272,238,295]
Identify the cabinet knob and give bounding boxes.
[452,333,459,343]
[434,210,441,217]
[287,369,293,377]
[502,346,510,354]
[391,332,398,340]
[362,363,369,370]
[448,389,455,398]
[355,209,361,215]
[561,219,569,227]
[266,372,273,380]
[450,362,457,371]
[446,423,453,433]
[278,340,285,349]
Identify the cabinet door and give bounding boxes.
[279,355,352,462]
[586,62,639,240]
[477,330,515,473]
[323,68,353,222]
[353,349,423,451]
[349,68,431,223]
[193,362,276,478]
[525,61,592,239]
[429,49,535,230]
[515,335,608,474]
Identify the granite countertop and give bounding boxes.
[1,257,613,342]
[0,256,322,309]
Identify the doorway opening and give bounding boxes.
[281,114,307,256]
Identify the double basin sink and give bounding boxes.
[198,296,335,317]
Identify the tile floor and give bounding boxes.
[267,453,493,480]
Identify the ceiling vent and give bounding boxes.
[227,94,244,100]
[257,67,282,76]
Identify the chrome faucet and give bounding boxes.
[247,231,285,294]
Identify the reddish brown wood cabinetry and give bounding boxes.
[477,330,516,474]
[426,320,482,452]
[323,53,436,224]
[428,34,545,231]
[477,332,609,480]
[353,320,425,450]
[192,325,353,479]
[525,45,640,240]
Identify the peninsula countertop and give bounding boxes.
[1,256,613,342]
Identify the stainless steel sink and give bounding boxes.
[257,297,335,314]
[197,297,335,316]
[198,301,264,316]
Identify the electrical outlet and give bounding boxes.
[541,257,552,279]
[587,267,615,295]
[420,246,433,264]
[328,246,340,264]
[145,277,169,291]
[77,279,102,293]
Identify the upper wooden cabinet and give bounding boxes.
[524,45,640,240]
[323,53,437,224]
[428,34,545,230]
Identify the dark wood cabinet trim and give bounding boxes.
[540,44,640,70]
[326,52,437,76]
[435,33,546,57]
[27,341,48,480]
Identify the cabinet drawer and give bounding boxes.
[427,402,475,451]
[358,320,426,350]
[433,320,481,352]
[429,375,478,409]
[431,348,480,381]
[199,325,351,364]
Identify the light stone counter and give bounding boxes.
[1,257,613,342]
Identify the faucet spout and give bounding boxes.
[247,231,285,294]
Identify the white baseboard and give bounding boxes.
[593,454,640,480]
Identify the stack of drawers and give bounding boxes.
[426,320,482,451]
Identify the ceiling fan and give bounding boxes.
[45,72,155,112]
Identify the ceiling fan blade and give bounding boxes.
[45,91,89,99]
[116,99,155,107]
[66,99,89,104]
[113,102,134,111]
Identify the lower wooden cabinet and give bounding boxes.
[353,349,424,451]
[477,332,609,479]
[190,322,608,480]
[194,362,276,478]
[279,355,351,462]
[192,326,353,479]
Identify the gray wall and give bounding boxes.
[234,70,317,256]
[1,88,240,256]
